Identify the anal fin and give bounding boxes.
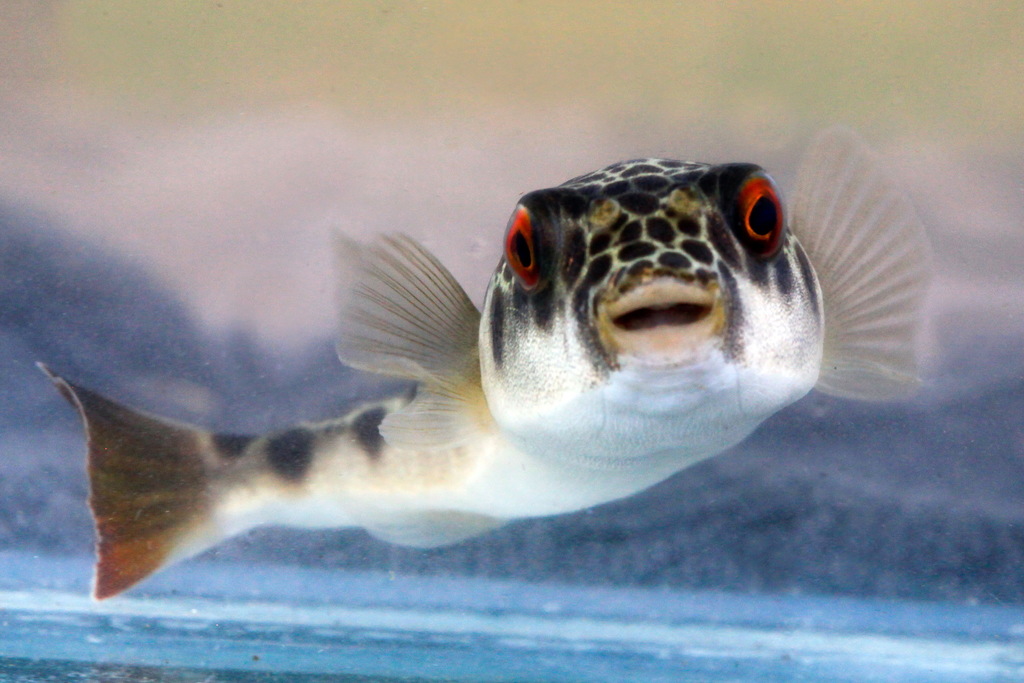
[358,509,503,548]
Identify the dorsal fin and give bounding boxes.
[335,234,489,448]
[791,128,932,400]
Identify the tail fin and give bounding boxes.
[40,365,219,599]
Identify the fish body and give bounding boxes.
[43,129,930,598]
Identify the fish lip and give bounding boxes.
[597,272,725,365]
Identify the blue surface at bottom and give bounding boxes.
[1,658,411,682]
[1,552,1022,682]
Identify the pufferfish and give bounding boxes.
[42,128,930,599]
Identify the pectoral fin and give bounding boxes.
[791,128,932,400]
[335,234,491,448]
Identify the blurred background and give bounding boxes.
[1,1,1022,603]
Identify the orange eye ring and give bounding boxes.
[505,206,539,289]
[737,175,783,257]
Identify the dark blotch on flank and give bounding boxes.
[213,433,253,459]
[489,287,506,368]
[682,239,714,264]
[583,253,613,288]
[645,217,675,244]
[588,232,612,256]
[617,221,643,244]
[268,428,315,481]
[618,192,660,215]
[618,242,657,261]
[658,251,691,270]
[352,407,387,460]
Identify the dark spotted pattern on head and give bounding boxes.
[634,175,671,192]
[583,253,613,288]
[695,268,714,285]
[682,240,714,265]
[677,216,701,236]
[657,251,691,270]
[621,163,662,177]
[646,217,675,244]
[618,192,660,215]
[618,221,643,244]
[604,180,630,196]
[628,259,654,278]
[588,232,612,256]
[618,242,657,261]
[488,157,821,369]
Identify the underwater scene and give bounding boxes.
[2,2,1023,681]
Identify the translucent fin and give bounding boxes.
[359,509,503,548]
[40,365,218,599]
[791,129,932,400]
[335,235,489,448]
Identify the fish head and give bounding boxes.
[479,159,824,467]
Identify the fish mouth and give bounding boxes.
[598,275,725,364]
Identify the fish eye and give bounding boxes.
[737,174,784,257]
[505,206,540,289]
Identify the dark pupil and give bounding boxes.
[748,196,778,236]
[513,231,533,268]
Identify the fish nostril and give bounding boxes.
[612,302,712,331]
